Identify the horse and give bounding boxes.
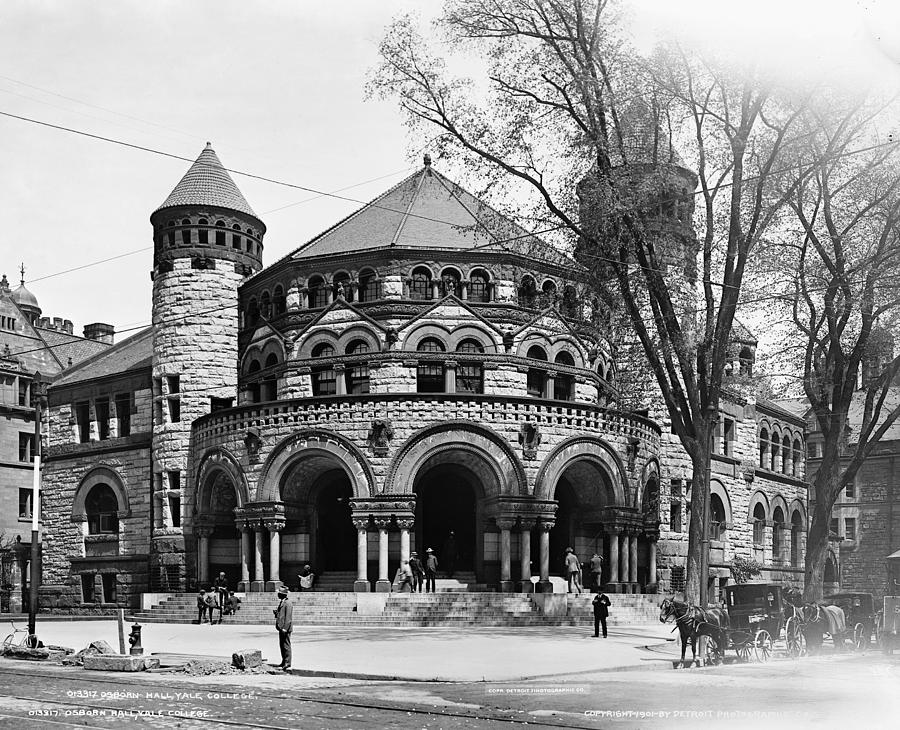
[795,602,847,654]
[659,597,728,668]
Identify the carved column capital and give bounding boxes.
[264,519,286,533]
[352,516,371,531]
[374,517,392,531]
[496,518,517,531]
[519,518,537,531]
[395,517,415,530]
[538,520,555,533]
[195,526,214,539]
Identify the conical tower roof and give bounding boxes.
[155,143,259,218]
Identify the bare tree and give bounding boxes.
[776,101,900,601]
[372,0,812,603]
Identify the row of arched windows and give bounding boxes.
[752,503,804,567]
[163,218,260,256]
[758,428,803,476]
[517,276,580,318]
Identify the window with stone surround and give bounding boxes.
[215,221,226,245]
[518,275,538,307]
[416,338,445,393]
[86,483,119,535]
[197,218,209,245]
[752,503,766,546]
[410,267,432,300]
[75,401,91,443]
[560,285,578,318]
[526,345,548,397]
[166,375,181,422]
[845,481,856,500]
[115,393,132,437]
[232,224,242,250]
[845,517,857,542]
[440,268,461,297]
[81,574,95,603]
[18,378,29,406]
[791,511,803,566]
[96,398,110,440]
[273,285,286,315]
[769,432,780,471]
[311,342,337,396]
[722,418,735,457]
[333,271,352,301]
[829,517,839,536]
[167,396,180,422]
[181,219,191,245]
[169,494,181,529]
[759,428,769,468]
[793,439,803,475]
[739,347,753,376]
[357,269,380,302]
[781,436,791,473]
[345,340,370,394]
[18,432,33,462]
[710,493,727,540]
[469,269,490,302]
[308,276,327,308]
[101,573,116,603]
[808,441,818,459]
[18,488,31,519]
[541,279,557,308]
[456,339,484,394]
[772,506,785,562]
[553,351,575,401]
[260,291,272,318]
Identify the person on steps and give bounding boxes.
[593,592,611,637]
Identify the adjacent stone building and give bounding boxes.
[38,144,808,609]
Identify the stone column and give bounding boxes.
[403,278,411,298]
[252,521,265,592]
[375,519,392,593]
[445,361,457,393]
[543,371,555,400]
[649,538,657,586]
[629,532,638,585]
[538,521,553,592]
[287,279,300,311]
[519,520,534,592]
[239,523,251,591]
[325,286,334,305]
[431,280,440,299]
[265,519,285,591]
[460,280,469,300]
[197,527,212,586]
[397,518,413,564]
[608,528,620,585]
[497,518,515,592]
[300,287,309,309]
[335,364,347,396]
[353,517,370,592]
[620,532,630,593]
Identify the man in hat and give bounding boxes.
[589,553,604,592]
[273,585,293,671]
[408,551,424,592]
[424,548,439,593]
[565,547,583,594]
[593,591,611,637]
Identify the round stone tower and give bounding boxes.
[148,143,265,590]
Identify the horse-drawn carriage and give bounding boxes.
[822,592,878,650]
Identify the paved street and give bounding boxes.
[0,621,898,729]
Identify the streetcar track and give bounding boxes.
[0,665,603,730]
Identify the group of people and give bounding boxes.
[395,546,441,592]
[565,547,611,638]
[196,572,241,624]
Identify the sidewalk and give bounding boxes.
[19,619,679,682]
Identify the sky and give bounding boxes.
[1,0,899,340]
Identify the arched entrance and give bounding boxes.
[200,471,241,587]
[311,469,356,571]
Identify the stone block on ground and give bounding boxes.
[2,646,51,661]
[83,654,160,672]
[231,650,262,670]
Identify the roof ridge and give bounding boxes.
[50,326,153,386]
[390,167,428,246]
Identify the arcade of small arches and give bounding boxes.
[188,430,661,593]
[757,422,804,477]
[242,267,597,327]
[157,215,263,257]
[239,324,615,404]
[747,491,806,568]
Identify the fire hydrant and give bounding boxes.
[128,623,143,656]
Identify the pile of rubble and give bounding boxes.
[174,650,279,676]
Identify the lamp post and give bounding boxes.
[28,371,47,647]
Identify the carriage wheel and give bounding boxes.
[736,642,752,663]
[853,623,867,652]
[703,636,721,666]
[754,630,773,663]
[785,618,806,658]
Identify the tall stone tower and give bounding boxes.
[148,143,265,590]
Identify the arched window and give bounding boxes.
[232,223,242,250]
[333,272,352,301]
[759,429,769,469]
[526,345,548,397]
[518,275,538,308]
[358,269,379,303]
[215,220,226,246]
[345,340,370,394]
[541,280,558,308]
[273,285,286,316]
[553,351,575,401]
[440,269,461,297]
[560,285,578,318]
[469,269,490,303]
[410,267,432,300]
[247,359,262,403]
[246,299,259,329]
[752,503,766,546]
[86,483,119,535]
[710,493,727,540]
[770,432,780,472]
[782,436,791,474]
[311,342,336,396]
[739,347,753,377]
[416,338,445,392]
[791,510,803,567]
[307,276,327,308]
[643,478,660,519]
[262,353,279,401]
[773,507,785,563]
[456,339,484,394]
[197,218,208,245]
[259,291,272,319]
[181,218,191,245]
[792,439,803,477]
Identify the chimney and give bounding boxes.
[63,319,73,335]
[53,317,63,330]
[83,322,115,345]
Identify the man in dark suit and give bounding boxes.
[273,585,293,670]
[593,592,611,638]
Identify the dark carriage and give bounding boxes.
[823,592,877,650]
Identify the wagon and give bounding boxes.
[822,592,878,650]
[705,583,796,664]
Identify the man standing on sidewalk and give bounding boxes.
[273,585,293,671]
[593,592,611,638]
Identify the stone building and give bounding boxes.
[38,144,808,609]
[0,271,113,610]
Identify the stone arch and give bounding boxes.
[195,448,249,513]
[257,430,374,501]
[747,490,770,522]
[295,330,339,360]
[789,498,807,525]
[517,333,553,358]
[72,466,130,521]
[401,322,453,351]
[337,325,382,353]
[448,324,498,351]
[770,493,789,518]
[639,458,661,514]
[549,336,587,366]
[534,436,628,505]
[709,479,733,526]
[385,421,527,497]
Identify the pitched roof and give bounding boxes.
[39,328,111,370]
[51,327,153,388]
[287,163,574,267]
[155,143,259,219]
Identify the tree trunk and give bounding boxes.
[685,417,714,605]
[803,468,839,603]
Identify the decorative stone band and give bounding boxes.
[349,496,416,530]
